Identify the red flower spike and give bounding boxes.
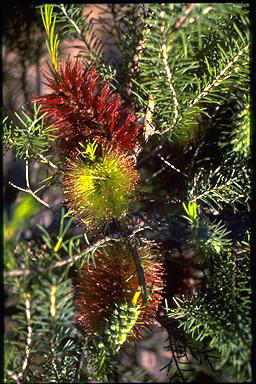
[34,57,143,154]
[75,240,165,340]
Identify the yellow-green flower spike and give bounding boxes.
[63,148,140,229]
[104,289,141,351]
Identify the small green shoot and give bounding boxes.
[40,4,60,70]
[79,140,98,162]
[182,201,198,227]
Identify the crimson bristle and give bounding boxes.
[33,57,142,154]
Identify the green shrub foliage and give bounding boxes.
[4,3,250,383]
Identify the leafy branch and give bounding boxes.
[56,4,103,61]
[165,241,251,381]
[188,163,249,213]
[40,4,60,70]
[3,103,53,160]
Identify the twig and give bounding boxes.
[172,4,198,34]
[9,181,54,211]
[59,4,82,36]
[59,4,92,52]
[119,220,148,303]
[230,250,251,349]
[188,44,249,109]
[190,176,243,206]
[160,8,179,134]
[168,334,187,382]
[6,370,21,383]
[137,143,164,165]
[4,235,118,278]
[38,153,58,169]
[54,235,121,267]
[23,150,58,210]
[157,153,188,177]
[22,293,32,372]
[129,225,153,238]
[4,227,151,279]
[50,336,60,380]
[34,184,49,194]
[127,6,150,94]
[49,285,61,381]
[143,93,156,140]
[25,150,30,190]
[15,292,32,381]
[50,285,57,320]
[143,149,189,184]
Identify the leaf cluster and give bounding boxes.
[166,239,251,381]
[188,159,250,214]
[133,3,249,143]
[55,4,103,63]
[3,103,53,160]
[4,210,98,383]
[4,3,251,383]
[40,4,60,70]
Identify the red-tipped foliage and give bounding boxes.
[34,57,143,154]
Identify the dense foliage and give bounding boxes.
[4,4,251,383]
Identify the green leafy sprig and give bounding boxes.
[40,4,60,70]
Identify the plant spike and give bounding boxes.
[40,4,60,71]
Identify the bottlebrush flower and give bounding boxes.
[34,57,143,154]
[75,240,165,340]
[63,145,140,229]
[85,290,142,382]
